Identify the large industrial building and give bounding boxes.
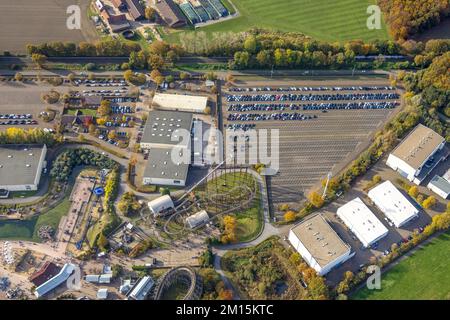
[336,197,389,248]
[127,276,155,300]
[386,124,446,185]
[0,144,47,192]
[140,110,193,150]
[34,263,77,298]
[288,214,353,276]
[368,180,419,228]
[142,147,190,186]
[141,111,193,187]
[152,93,209,114]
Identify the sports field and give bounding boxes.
[163,0,390,43]
[352,230,450,300]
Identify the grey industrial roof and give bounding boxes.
[429,175,450,195]
[143,147,189,181]
[141,110,193,147]
[391,124,445,170]
[290,214,351,268]
[0,145,46,186]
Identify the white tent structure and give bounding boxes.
[147,195,175,216]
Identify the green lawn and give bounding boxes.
[164,0,389,43]
[352,230,450,300]
[235,189,263,242]
[0,197,71,242]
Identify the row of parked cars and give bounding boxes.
[225,124,256,132]
[229,86,396,92]
[227,112,318,122]
[111,105,134,114]
[104,116,134,128]
[0,113,32,119]
[0,119,37,126]
[226,92,400,103]
[74,79,128,87]
[228,101,399,112]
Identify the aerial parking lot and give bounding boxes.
[0,0,98,54]
[222,78,402,205]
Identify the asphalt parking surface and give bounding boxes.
[222,79,400,205]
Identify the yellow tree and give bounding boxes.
[284,210,296,222]
[308,191,324,208]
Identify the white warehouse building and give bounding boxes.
[386,124,446,185]
[288,214,353,276]
[152,93,209,114]
[0,144,47,192]
[336,197,389,248]
[368,180,419,228]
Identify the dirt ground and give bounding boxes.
[0,0,99,54]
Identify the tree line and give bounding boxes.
[378,0,450,40]
[0,128,57,146]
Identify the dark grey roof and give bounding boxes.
[0,145,46,186]
[141,110,193,147]
[83,96,103,105]
[143,147,189,181]
[155,0,187,27]
[429,175,450,195]
[125,0,145,20]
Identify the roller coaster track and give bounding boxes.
[163,180,257,236]
[152,266,203,300]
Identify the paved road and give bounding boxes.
[0,56,229,67]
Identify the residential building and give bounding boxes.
[155,0,187,28]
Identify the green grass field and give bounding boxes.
[164,0,390,43]
[352,230,450,300]
[0,197,71,242]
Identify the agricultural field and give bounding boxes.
[352,230,450,300]
[0,0,98,54]
[163,0,390,43]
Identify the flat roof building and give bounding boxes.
[0,144,47,192]
[427,172,450,199]
[34,263,76,298]
[140,110,193,150]
[155,0,187,28]
[148,195,174,216]
[143,147,189,187]
[97,288,108,300]
[288,214,353,276]
[336,197,388,248]
[127,276,154,300]
[386,124,446,185]
[152,93,209,114]
[368,180,419,228]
